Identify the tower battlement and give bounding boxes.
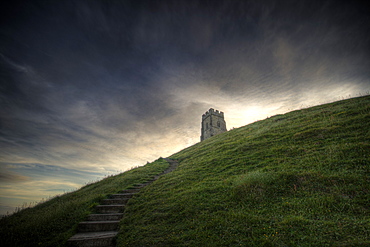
[200,108,227,141]
[202,108,224,120]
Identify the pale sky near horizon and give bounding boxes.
[1,0,369,215]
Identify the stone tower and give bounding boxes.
[200,108,227,141]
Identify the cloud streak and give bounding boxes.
[0,170,28,183]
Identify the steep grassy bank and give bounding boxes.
[0,159,169,247]
[118,96,370,246]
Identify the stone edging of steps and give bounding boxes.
[66,158,178,247]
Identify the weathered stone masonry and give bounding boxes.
[200,108,227,141]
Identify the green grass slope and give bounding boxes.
[0,159,169,247]
[118,96,370,247]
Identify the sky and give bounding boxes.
[0,0,369,215]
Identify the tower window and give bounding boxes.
[217,121,220,127]
[206,123,208,129]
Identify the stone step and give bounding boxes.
[133,183,149,188]
[109,193,135,199]
[67,231,117,247]
[78,221,120,232]
[101,198,129,205]
[134,180,155,187]
[95,205,124,214]
[120,188,141,193]
[87,213,123,221]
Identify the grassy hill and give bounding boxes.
[1,95,369,246]
[117,96,370,246]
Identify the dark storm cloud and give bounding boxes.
[1,0,369,142]
[199,1,370,91]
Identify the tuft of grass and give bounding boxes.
[0,158,169,247]
[117,95,370,246]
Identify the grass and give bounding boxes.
[1,96,369,246]
[0,158,169,247]
[117,95,370,246]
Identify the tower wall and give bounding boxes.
[200,108,227,141]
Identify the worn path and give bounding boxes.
[67,158,178,247]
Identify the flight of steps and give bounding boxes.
[67,158,178,247]
[66,186,146,247]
